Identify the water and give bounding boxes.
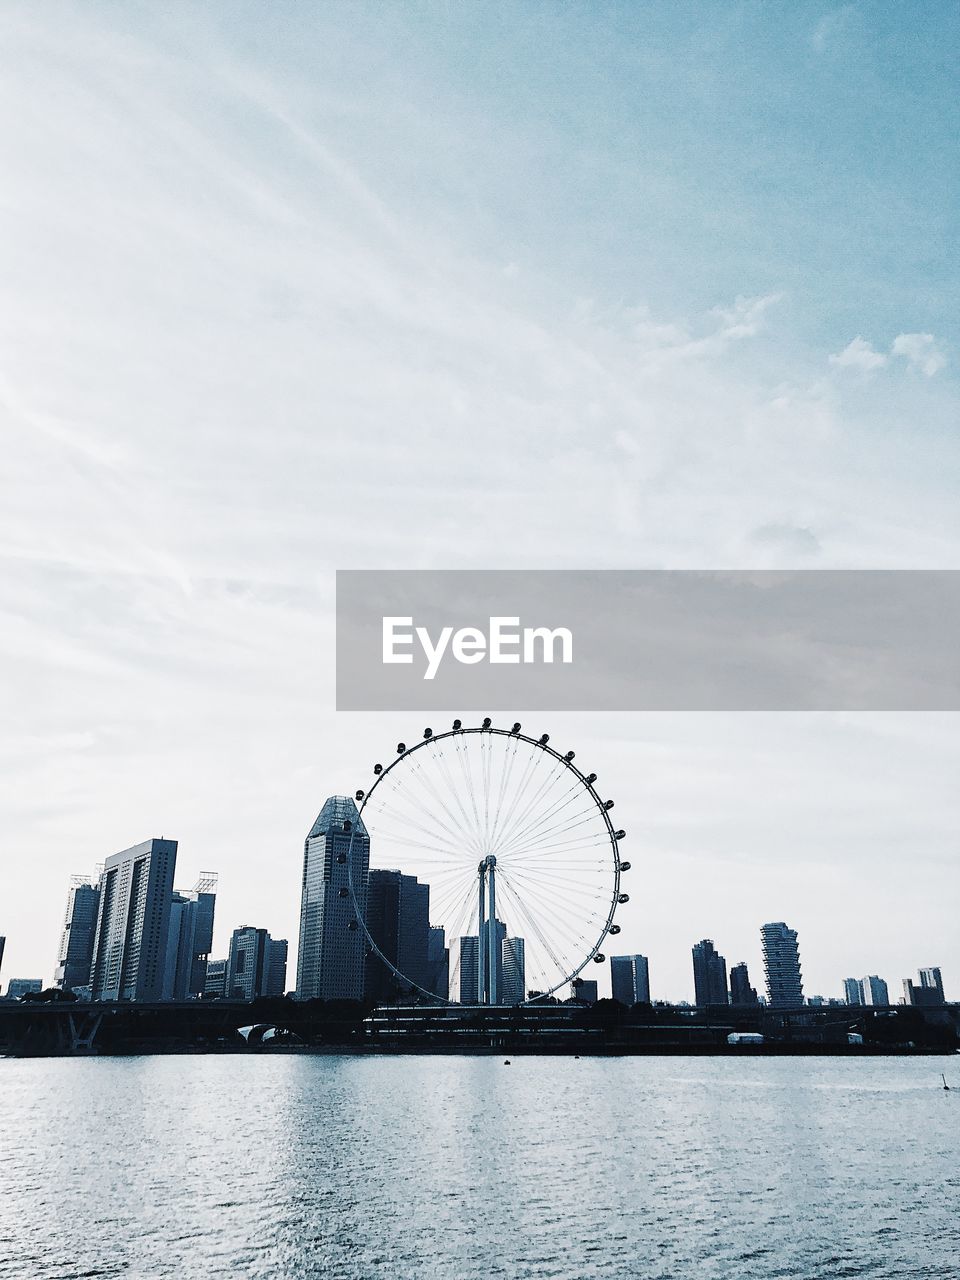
[0,1054,957,1279]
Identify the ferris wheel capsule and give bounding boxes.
[619,860,631,871]
[594,953,606,963]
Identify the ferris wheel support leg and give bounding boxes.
[487,860,498,1006]
[478,866,486,1006]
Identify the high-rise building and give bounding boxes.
[89,839,178,1002]
[903,967,946,1007]
[918,967,945,1003]
[502,935,526,1005]
[364,869,431,1003]
[0,937,5,986]
[843,977,864,1005]
[226,926,289,1000]
[204,958,227,997]
[571,978,598,1004]
[162,875,217,1000]
[729,961,759,1006]
[610,954,650,1005]
[5,978,42,1000]
[296,797,369,1001]
[761,922,803,1007]
[459,935,479,1004]
[426,926,449,1001]
[54,878,100,991]
[692,939,729,1006]
[457,924,520,1004]
[860,975,889,1006]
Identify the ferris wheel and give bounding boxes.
[347,719,630,1005]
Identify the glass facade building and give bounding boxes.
[296,797,369,1000]
[89,839,178,1002]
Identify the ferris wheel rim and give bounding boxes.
[345,721,625,1006]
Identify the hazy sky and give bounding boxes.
[1,2,958,1001]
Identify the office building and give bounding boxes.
[729,961,759,1006]
[89,839,178,1002]
[0,937,4,986]
[692,939,729,1006]
[4,978,42,1000]
[54,878,101,992]
[502,935,526,1005]
[426,926,449,1001]
[843,977,864,1005]
[918,967,945,1003]
[296,797,369,1000]
[162,875,217,1000]
[571,978,598,1004]
[364,869,431,1003]
[611,954,650,1005]
[204,958,227,997]
[860,975,889,1006]
[904,967,946,1007]
[761,921,803,1007]
[459,935,479,1004]
[226,926,288,1000]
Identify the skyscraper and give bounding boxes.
[54,878,100,992]
[0,937,5,987]
[692,939,729,1006]
[459,935,479,1005]
[571,978,598,1004]
[364,869,431,1003]
[843,977,863,1005]
[426,926,449,1001]
[296,797,369,1001]
[226,926,289,999]
[458,924,521,1004]
[162,875,217,1000]
[89,839,178,1002]
[860,975,889,1006]
[729,961,759,1006]
[204,959,227,997]
[918,967,945,1002]
[610,954,650,1005]
[761,921,803,1008]
[502,935,526,1005]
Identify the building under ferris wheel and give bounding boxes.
[295,719,630,1006]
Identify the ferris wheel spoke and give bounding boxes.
[493,754,569,855]
[386,764,485,859]
[486,735,521,855]
[494,872,583,991]
[492,786,598,860]
[403,752,488,857]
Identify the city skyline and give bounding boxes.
[0,803,950,1008]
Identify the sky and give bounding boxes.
[0,1,958,1002]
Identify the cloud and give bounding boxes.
[811,6,856,53]
[891,332,946,377]
[828,336,887,372]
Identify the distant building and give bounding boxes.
[571,978,598,1004]
[692,939,729,1006]
[903,967,946,1007]
[225,926,288,1000]
[918,967,945,1003]
[502,936,526,1005]
[204,958,227,997]
[457,925,521,1004]
[729,961,759,1006]
[459,935,479,1004]
[54,878,100,992]
[426,926,449,1001]
[860,975,889,1006]
[761,922,803,1007]
[364,869,431,1002]
[0,937,5,985]
[297,797,369,1001]
[89,839,178,1002]
[5,979,42,1000]
[843,977,863,1005]
[162,875,217,1000]
[610,954,650,1005]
